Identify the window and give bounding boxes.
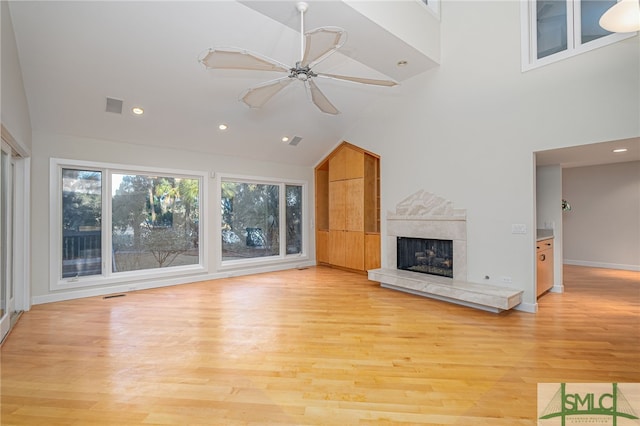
[52,159,205,289]
[221,181,280,260]
[62,169,102,278]
[285,185,303,255]
[220,176,305,264]
[522,0,635,70]
[111,173,200,273]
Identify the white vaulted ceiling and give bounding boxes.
[7,1,438,166]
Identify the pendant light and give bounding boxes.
[599,0,640,32]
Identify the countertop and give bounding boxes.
[536,229,554,241]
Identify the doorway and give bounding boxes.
[0,140,15,341]
[0,135,29,343]
[534,137,640,307]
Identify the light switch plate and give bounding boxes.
[511,224,527,234]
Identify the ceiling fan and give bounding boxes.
[199,1,398,115]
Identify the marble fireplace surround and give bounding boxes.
[386,190,467,281]
[368,190,522,312]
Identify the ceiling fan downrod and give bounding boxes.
[297,2,308,63]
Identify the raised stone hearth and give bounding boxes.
[368,268,522,313]
[368,190,522,312]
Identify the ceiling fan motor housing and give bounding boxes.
[290,63,316,81]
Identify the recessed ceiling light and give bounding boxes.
[132,107,144,115]
[397,60,408,67]
[282,136,290,143]
[612,148,628,153]
[218,124,228,130]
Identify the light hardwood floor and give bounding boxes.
[1,265,639,425]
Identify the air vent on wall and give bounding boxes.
[105,97,123,114]
[288,136,303,146]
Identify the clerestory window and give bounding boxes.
[521,0,636,71]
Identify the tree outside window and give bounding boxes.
[221,181,280,260]
[60,167,201,281]
[111,174,200,272]
[286,185,302,255]
[62,169,102,278]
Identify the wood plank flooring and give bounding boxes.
[1,265,639,425]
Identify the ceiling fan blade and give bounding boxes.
[316,72,398,87]
[301,27,347,68]
[240,77,294,108]
[308,79,339,115]
[200,48,290,73]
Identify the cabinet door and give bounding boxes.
[345,178,364,231]
[536,242,554,297]
[316,230,329,264]
[364,233,381,270]
[329,146,365,181]
[344,231,364,270]
[328,181,347,230]
[328,147,347,181]
[329,230,346,267]
[344,148,364,179]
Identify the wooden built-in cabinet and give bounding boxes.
[315,142,380,273]
[536,238,554,297]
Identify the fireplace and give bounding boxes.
[397,237,453,278]
[385,190,467,282]
[369,190,524,312]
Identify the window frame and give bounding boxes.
[216,173,308,271]
[521,0,636,71]
[50,158,208,290]
[417,0,441,19]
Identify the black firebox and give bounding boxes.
[397,237,453,278]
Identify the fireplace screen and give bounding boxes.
[397,237,453,278]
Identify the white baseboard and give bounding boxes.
[31,260,316,305]
[514,301,537,313]
[32,273,223,305]
[563,259,640,272]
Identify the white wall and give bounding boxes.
[562,161,640,270]
[344,0,441,63]
[30,131,315,302]
[343,1,639,311]
[1,1,32,152]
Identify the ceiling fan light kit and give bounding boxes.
[199,1,397,115]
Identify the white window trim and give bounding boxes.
[521,0,636,72]
[49,158,208,291]
[216,172,309,272]
[14,157,30,311]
